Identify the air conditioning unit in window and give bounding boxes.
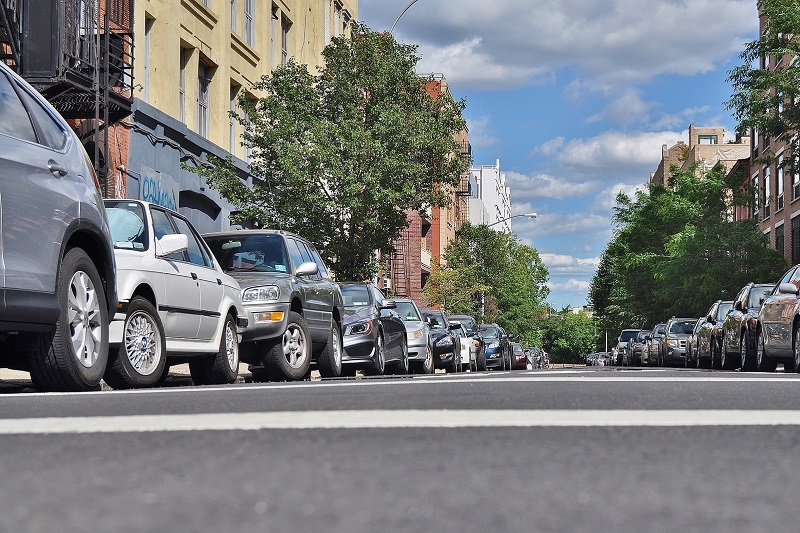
[383,278,392,290]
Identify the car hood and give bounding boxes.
[343,307,375,325]
[224,271,293,288]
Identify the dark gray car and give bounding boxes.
[722,282,774,371]
[660,318,696,366]
[203,230,344,380]
[0,61,117,392]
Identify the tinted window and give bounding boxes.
[636,331,647,341]
[369,285,385,305]
[341,284,370,308]
[619,330,638,342]
[717,303,733,320]
[424,312,448,330]
[748,286,772,309]
[0,71,36,142]
[285,238,306,271]
[395,302,421,321]
[479,326,500,339]
[106,201,148,251]
[308,246,331,279]
[16,85,67,149]
[171,216,209,267]
[669,320,695,334]
[294,240,321,280]
[778,267,795,286]
[150,208,183,261]
[654,325,666,335]
[205,234,290,273]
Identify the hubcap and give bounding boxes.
[332,327,342,371]
[282,323,307,369]
[794,329,800,369]
[67,270,103,369]
[376,335,385,370]
[226,322,238,372]
[123,310,160,376]
[757,332,764,367]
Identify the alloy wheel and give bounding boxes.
[123,310,161,376]
[67,270,103,369]
[282,323,308,369]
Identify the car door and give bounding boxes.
[372,285,403,358]
[170,214,223,342]
[761,267,798,356]
[284,237,321,337]
[725,286,748,351]
[308,244,337,325]
[0,69,75,301]
[149,207,201,340]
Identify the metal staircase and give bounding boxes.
[0,0,21,68]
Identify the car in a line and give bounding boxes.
[659,317,696,366]
[339,282,408,376]
[393,298,434,374]
[757,265,800,372]
[685,318,703,368]
[103,200,247,388]
[447,314,487,371]
[0,61,117,392]
[510,342,527,370]
[203,230,344,381]
[614,329,639,366]
[643,323,666,366]
[722,282,774,371]
[450,322,475,371]
[692,300,733,369]
[623,330,647,366]
[420,309,460,373]
[478,323,511,370]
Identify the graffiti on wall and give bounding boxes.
[140,166,178,211]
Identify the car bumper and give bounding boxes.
[664,346,686,364]
[342,332,377,364]
[485,351,504,368]
[407,338,429,362]
[239,302,291,343]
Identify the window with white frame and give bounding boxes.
[794,154,800,200]
[229,85,238,155]
[179,48,189,123]
[763,165,771,219]
[244,0,254,47]
[753,173,760,220]
[778,154,785,211]
[198,62,212,138]
[270,4,278,69]
[281,16,291,65]
[231,0,236,33]
[143,17,154,102]
[334,1,341,38]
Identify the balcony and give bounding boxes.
[420,247,432,272]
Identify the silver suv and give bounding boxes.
[203,230,344,381]
[0,62,116,391]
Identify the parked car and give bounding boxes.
[685,318,703,368]
[660,318,696,366]
[757,266,800,372]
[696,300,734,369]
[421,309,460,372]
[451,322,475,371]
[0,61,117,392]
[614,329,639,366]
[478,323,511,370]
[203,230,344,381]
[393,298,433,374]
[643,324,666,366]
[511,342,527,370]
[338,282,408,376]
[527,346,543,368]
[103,200,247,388]
[623,330,647,366]
[722,282,774,371]
[447,314,487,371]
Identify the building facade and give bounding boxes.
[468,159,512,233]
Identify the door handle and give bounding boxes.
[47,160,68,177]
[191,272,198,280]
[217,278,222,285]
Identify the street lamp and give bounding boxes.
[485,212,537,228]
[389,0,422,34]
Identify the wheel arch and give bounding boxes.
[63,227,116,314]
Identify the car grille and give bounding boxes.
[679,340,687,349]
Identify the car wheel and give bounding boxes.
[104,297,166,389]
[418,344,434,374]
[794,326,800,374]
[720,339,732,370]
[27,248,109,392]
[366,332,386,376]
[265,311,312,380]
[740,333,752,372]
[196,315,240,385]
[756,329,777,372]
[317,321,343,378]
[392,338,409,375]
[711,339,721,370]
[477,349,487,371]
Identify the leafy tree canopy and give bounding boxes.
[189,24,469,280]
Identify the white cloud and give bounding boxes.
[546,279,591,293]
[540,254,601,276]
[506,171,602,202]
[515,212,612,238]
[592,182,650,213]
[588,88,656,126]
[464,115,499,148]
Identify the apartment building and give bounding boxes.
[112,0,356,232]
[468,159,513,233]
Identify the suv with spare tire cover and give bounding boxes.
[0,61,117,392]
[203,230,344,381]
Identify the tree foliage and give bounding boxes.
[589,164,788,335]
[727,0,800,162]
[189,24,469,280]
[541,311,596,364]
[423,223,549,345]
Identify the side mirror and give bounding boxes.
[779,283,798,296]
[295,261,319,277]
[156,233,188,257]
[380,299,397,310]
[706,315,713,323]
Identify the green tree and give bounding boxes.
[188,24,469,280]
[727,0,800,163]
[541,312,596,364]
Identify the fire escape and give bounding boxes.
[0,0,133,197]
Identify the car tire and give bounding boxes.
[27,248,109,392]
[711,339,721,370]
[391,338,409,375]
[756,330,777,372]
[366,332,386,376]
[197,315,240,385]
[417,344,434,374]
[104,297,166,389]
[740,332,753,372]
[317,321,343,378]
[264,311,312,381]
[720,339,732,370]
[477,349,487,371]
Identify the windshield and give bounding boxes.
[449,316,477,332]
[654,325,666,336]
[748,286,772,308]
[341,285,371,309]
[479,326,499,339]
[669,320,695,334]
[716,303,733,320]
[395,302,421,322]
[204,234,290,273]
[619,330,638,342]
[422,312,447,330]
[636,331,648,342]
[106,201,148,251]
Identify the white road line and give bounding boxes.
[3,410,800,434]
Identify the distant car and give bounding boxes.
[421,309,460,373]
[0,61,117,392]
[623,330,647,366]
[614,329,639,366]
[643,324,666,366]
[103,200,247,388]
[694,300,733,369]
[478,323,511,370]
[393,299,433,374]
[722,282,774,371]
[660,318,696,367]
[339,282,409,376]
[450,323,475,371]
[203,230,344,381]
[511,342,526,370]
[447,314,486,371]
[685,318,703,368]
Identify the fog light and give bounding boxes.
[254,311,284,322]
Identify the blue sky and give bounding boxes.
[358,0,759,310]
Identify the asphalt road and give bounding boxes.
[2,367,800,532]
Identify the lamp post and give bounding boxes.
[389,0,421,34]
[485,212,537,228]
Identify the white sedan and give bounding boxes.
[102,200,247,388]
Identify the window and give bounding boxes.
[179,48,189,123]
[753,174,760,220]
[198,62,212,138]
[285,238,306,271]
[324,0,330,44]
[0,71,37,142]
[150,208,183,262]
[143,17,154,102]
[763,166,771,219]
[697,134,717,145]
[793,217,800,265]
[229,85,238,155]
[171,215,210,267]
[16,85,67,149]
[281,16,291,65]
[777,224,785,256]
[795,153,800,200]
[333,1,341,37]
[231,0,236,32]
[270,4,278,69]
[778,154,785,211]
[244,0,254,47]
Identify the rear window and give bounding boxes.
[619,330,638,342]
[341,284,370,308]
[669,321,695,334]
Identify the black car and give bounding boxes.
[203,230,344,381]
[420,309,460,373]
[447,314,487,371]
[722,283,774,371]
[694,300,733,369]
[478,323,511,369]
[339,282,408,376]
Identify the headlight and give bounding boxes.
[242,286,280,303]
[411,328,424,339]
[666,335,677,345]
[435,336,453,347]
[488,341,499,349]
[347,320,373,336]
